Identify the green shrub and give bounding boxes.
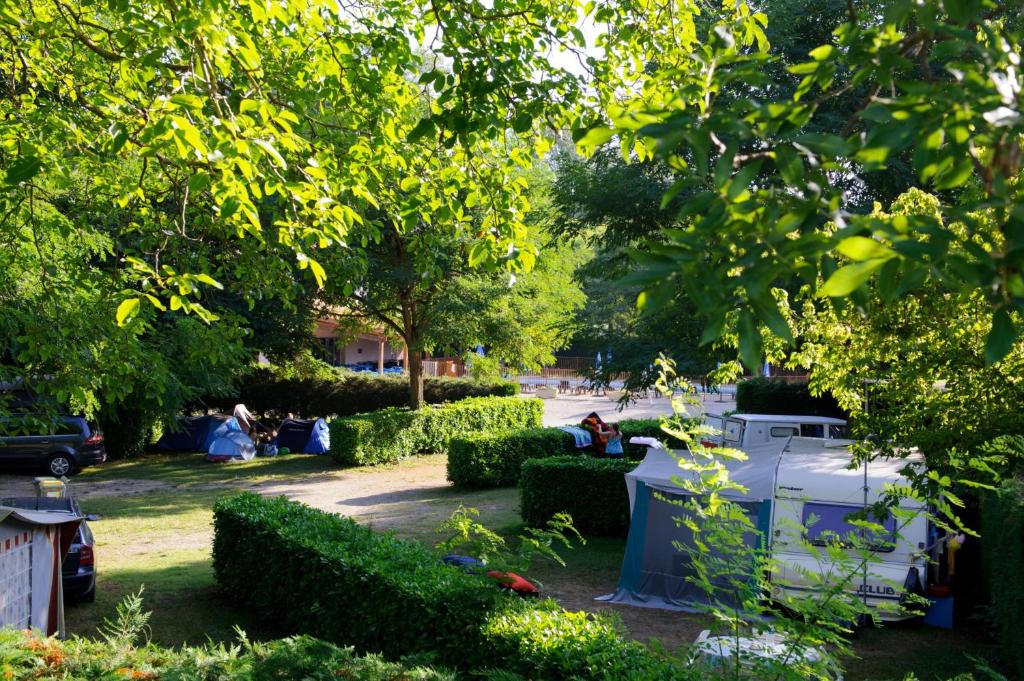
[481,606,690,681]
[447,418,685,488]
[212,493,695,679]
[97,397,160,459]
[0,628,454,680]
[981,476,1024,680]
[520,456,635,536]
[736,378,846,418]
[329,396,543,466]
[193,366,517,419]
[448,428,575,488]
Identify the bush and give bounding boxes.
[736,378,846,418]
[447,418,686,488]
[330,396,543,466]
[212,493,694,679]
[448,428,575,488]
[193,365,517,419]
[0,628,453,680]
[981,476,1024,680]
[520,456,635,536]
[97,398,160,459]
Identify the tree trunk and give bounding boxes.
[407,347,424,410]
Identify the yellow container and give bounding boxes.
[34,477,67,498]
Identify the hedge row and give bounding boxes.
[330,396,543,466]
[212,493,693,680]
[447,418,684,488]
[982,477,1024,680]
[520,456,635,536]
[0,629,452,680]
[196,367,517,419]
[735,378,846,419]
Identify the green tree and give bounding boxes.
[1,0,590,416]
[321,161,584,408]
[587,0,1024,371]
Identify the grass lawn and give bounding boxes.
[54,453,1004,680]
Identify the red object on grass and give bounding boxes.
[487,570,540,597]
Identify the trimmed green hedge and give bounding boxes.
[447,418,684,488]
[195,367,517,419]
[736,378,846,419]
[982,477,1024,680]
[0,629,452,680]
[330,396,543,466]
[212,493,692,680]
[520,456,635,536]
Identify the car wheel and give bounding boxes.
[47,453,74,477]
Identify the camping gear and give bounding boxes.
[0,499,82,636]
[442,555,540,597]
[558,426,593,448]
[34,478,67,498]
[205,431,256,462]
[273,418,330,455]
[692,629,842,680]
[233,404,256,433]
[155,415,239,452]
[487,571,540,597]
[602,437,929,622]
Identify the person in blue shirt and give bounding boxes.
[604,423,624,457]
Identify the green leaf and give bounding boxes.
[116,298,141,326]
[512,113,533,134]
[187,173,211,194]
[737,308,762,374]
[836,236,896,261]
[985,308,1015,365]
[400,176,420,192]
[575,126,613,148]
[6,156,42,184]
[468,240,489,267]
[794,133,852,158]
[407,118,435,142]
[819,259,888,297]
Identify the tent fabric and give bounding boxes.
[155,415,239,452]
[273,418,330,454]
[625,442,784,512]
[598,481,768,612]
[205,430,255,461]
[0,506,81,636]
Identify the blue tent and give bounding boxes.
[205,430,256,462]
[156,415,239,452]
[273,418,330,454]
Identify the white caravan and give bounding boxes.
[609,436,928,622]
[702,413,849,450]
[769,437,929,621]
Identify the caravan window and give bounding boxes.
[770,426,798,438]
[828,424,850,439]
[802,503,896,552]
[800,423,826,438]
[724,419,743,443]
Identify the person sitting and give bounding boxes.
[581,412,610,455]
[604,424,624,457]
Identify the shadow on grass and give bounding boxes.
[64,557,283,647]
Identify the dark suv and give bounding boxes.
[0,414,107,476]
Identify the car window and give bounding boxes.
[802,503,896,552]
[770,426,798,438]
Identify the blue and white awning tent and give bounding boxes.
[598,443,783,612]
